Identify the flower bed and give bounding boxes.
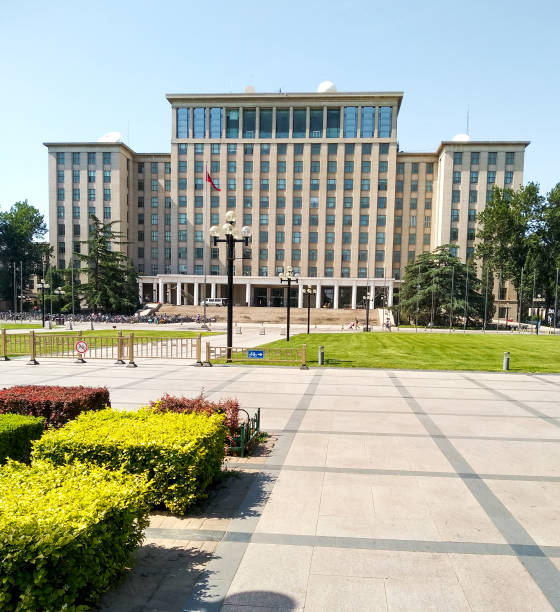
[33,408,226,514]
[0,460,149,611]
[0,385,110,428]
[0,414,44,464]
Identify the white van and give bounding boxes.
[201,297,228,306]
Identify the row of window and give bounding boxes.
[396,179,433,193]
[453,151,515,166]
[450,228,476,241]
[176,106,393,139]
[56,152,112,166]
[176,159,387,175]
[397,162,434,175]
[453,170,513,185]
[57,170,111,184]
[174,142,390,156]
[57,188,111,202]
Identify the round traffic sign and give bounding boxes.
[75,340,88,354]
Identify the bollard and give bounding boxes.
[127,332,137,367]
[259,327,266,335]
[318,345,325,366]
[27,331,39,365]
[75,330,86,363]
[300,343,308,370]
[194,333,203,366]
[115,331,125,364]
[90,321,94,330]
[237,327,242,334]
[503,351,510,371]
[203,342,212,366]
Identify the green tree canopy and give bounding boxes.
[397,246,493,327]
[77,216,139,314]
[0,201,47,309]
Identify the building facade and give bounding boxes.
[45,89,529,313]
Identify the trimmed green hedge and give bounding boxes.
[33,408,226,514]
[0,460,150,611]
[0,414,44,464]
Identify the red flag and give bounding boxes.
[205,170,221,191]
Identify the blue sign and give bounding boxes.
[247,350,264,359]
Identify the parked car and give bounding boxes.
[201,298,228,306]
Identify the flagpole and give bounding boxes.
[203,161,208,322]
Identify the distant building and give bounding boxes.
[45,88,528,314]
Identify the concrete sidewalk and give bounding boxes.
[2,360,560,610]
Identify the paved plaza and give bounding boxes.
[1,357,560,611]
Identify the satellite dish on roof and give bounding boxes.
[452,133,470,142]
[97,132,122,143]
[317,81,337,93]
[245,85,256,93]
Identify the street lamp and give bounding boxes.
[209,212,251,362]
[303,285,316,335]
[279,266,298,341]
[534,293,545,335]
[416,283,421,333]
[362,292,371,332]
[54,287,63,321]
[36,279,50,328]
[380,294,387,330]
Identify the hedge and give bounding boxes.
[0,460,150,611]
[33,408,226,514]
[150,393,240,445]
[0,385,110,428]
[0,414,44,464]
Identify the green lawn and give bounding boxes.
[0,323,52,330]
[253,332,560,372]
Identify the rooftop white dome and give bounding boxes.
[452,133,470,142]
[317,81,337,93]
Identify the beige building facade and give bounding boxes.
[45,90,529,313]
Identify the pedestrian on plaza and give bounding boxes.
[385,318,392,332]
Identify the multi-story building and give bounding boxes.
[45,88,529,314]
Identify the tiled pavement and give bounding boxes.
[2,358,560,610]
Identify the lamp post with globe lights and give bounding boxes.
[209,212,251,362]
[279,266,298,341]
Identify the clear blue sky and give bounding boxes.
[1,0,559,233]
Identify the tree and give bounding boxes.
[77,216,139,313]
[475,184,544,319]
[397,246,493,327]
[0,201,47,309]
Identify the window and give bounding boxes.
[57,170,64,184]
[379,143,389,155]
[310,108,323,137]
[276,231,285,243]
[325,267,334,278]
[88,170,95,183]
[178,212,188,226]
[293,160,303,173]
[468,209,476,222]
[410,198,417,210]
[261,160,270,173]
[293,232,301,244]
[487,171,496,184]
[292,249,301,261]
[292,108,306,138]
[73,224,80,236]
[361,106,374,137]
[424,216,431,228]
[470,171,479,184]
[244,178,253,190]
[138,213,144,224]
[360,179,370,191]
[326,108,340,137]
[343,197,352,208]
[292,214,302,226]
[425,198,432,209]
[57,205,64,218]
[411,180,418,192]
[72,205,80,219]
[151,178,158,191]
[467,228,475,241]
[469,190,477,203]
[343,106,357,137]
[376,232,385,244]
[360,214,369,226]
[410,215,417,227]
[450,228,458,241]
[342,214,351,226]
[375,250,385,261]
[409,234,416,245]
[451,209,460,222]
[325,250,334,261]
[396,198,403,209]
[104,170,111,183]
[259,213,268,225]
[453,171,461,184]
[178,144,187,155]
[488,152,497,165]
[311,161,320,173]
[209,107,222,138]
[151,196,158,208]
[138,180,144,191]
[345,143,355,154]
[103,188,111,201]
[73,170,79,183]
[396,180,404,193]
[376,214,386,226]
[277,178,286,190]
[193,108,206,137]
[261,178,269,191]
[506,151,515,165]
[325,214,335,226]
[427,180,433,193]
[308,249,317,261]
[151,213,158,225]
[471,152,480,166]
[378,179,387,191]
[260,196,269,209]
[342,232,352,243]
[344,179,353,190]
[276,109,289,137]
[362,143,372,154]
[361,161,371,173]
[452,190,460,203]
[423,234,430,245]
[195,143,204,154]
[177,108,189,137]
[361,197,370,208]
[73,188,80,201]
[103,206,111,220]
[395,216,402,227]
[71,152,79,165]
[378,107,392,137]
[195,230,204,242]
[453,152,462,165]
[375,268,384,278]
[228,178,236,190]
[177,230,187,241]
[293,179,302,191]
[310,197,319,209]
[88,189,95,201]
[277,160,286,173]
[505,171,513,184]
[325,232,334,244]
[327,160,337,173]
[309,231,318,243]
[359,232,368,244]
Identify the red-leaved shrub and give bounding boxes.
[150,394,240,442]
[0,385,110,428]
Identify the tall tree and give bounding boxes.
[0,201,47,309]
[475,183,544,319]
[397,246,493,327]
[77,216,139,313]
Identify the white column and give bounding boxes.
[351,284,357,309]
[194,282,199,305]
[297,283,304,308]
[388,282,394,307]
[158,278,164,303]
[176,281,182,306]
[211,283,216,298]
[315,283,322,308]
[245,282,251,306]
[333,283,339,309]
[138,281,143,304]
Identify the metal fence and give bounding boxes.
[205,343,307,369]
[1,329,202,366]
